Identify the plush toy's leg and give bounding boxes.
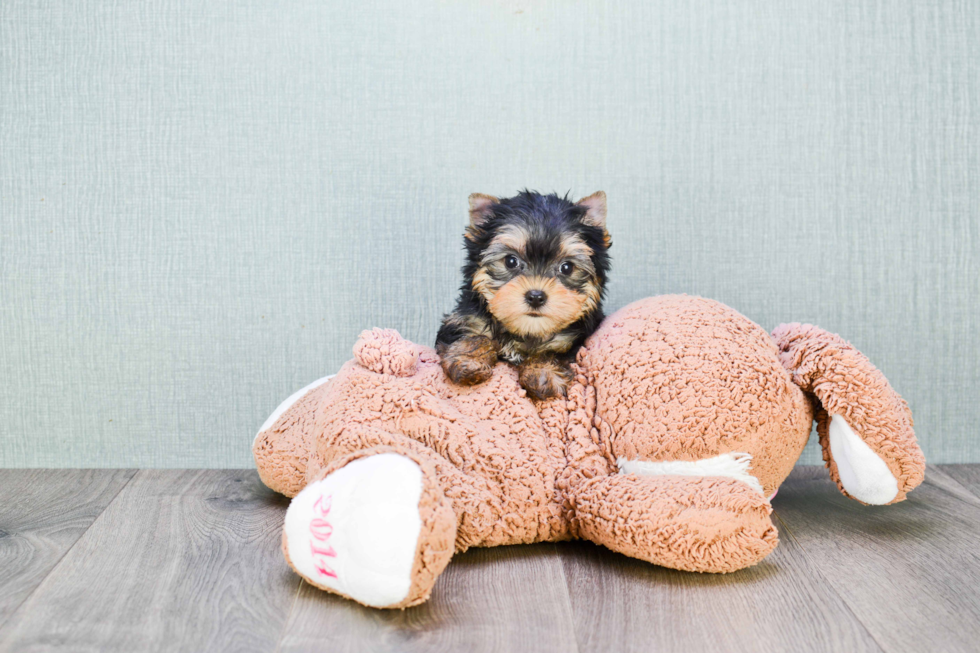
[573,473,778,573]
[282,446,456,609]
[309,424,510,551]
[772,323,925,505]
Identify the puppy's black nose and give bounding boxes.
[525,289,547,309]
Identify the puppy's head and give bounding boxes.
[463,190,611,339]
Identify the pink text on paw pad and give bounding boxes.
[309,494,338,579]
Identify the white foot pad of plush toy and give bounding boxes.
[829,414,899,505]
[283,453,423,607]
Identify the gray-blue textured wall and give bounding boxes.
[2,1,978,467]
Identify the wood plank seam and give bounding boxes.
[0,469,138,635]
[1,469,301,652]
[548,544,583,653]
[273,576,306,653]
[928,466,980,506]
[771,511,888,652]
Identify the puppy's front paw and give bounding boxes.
[438,337,497,386]
[443,355,494,386]
[519,359,571,400]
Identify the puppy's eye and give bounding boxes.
[559,261,574,275]
[504,255,520,269]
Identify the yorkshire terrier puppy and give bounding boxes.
[436,190,611,400]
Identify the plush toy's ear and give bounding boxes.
[576,191,607,229]
[468,193,499,228]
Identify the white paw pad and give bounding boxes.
[828,414,899,505]
[283,453,423,607]
[618,452,765,495]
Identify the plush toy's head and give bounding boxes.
[575,294,924,505]
[577,295,814,496]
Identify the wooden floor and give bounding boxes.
[1,466,979,653]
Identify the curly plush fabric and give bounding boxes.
[352,327,420,377]
[574,474,779,573]
[255,295,925,608]
[582,296,814,496]
[254,377,335,497]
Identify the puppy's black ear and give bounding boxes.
[468,193,499,228]
[576,191,607,229]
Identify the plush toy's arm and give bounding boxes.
[574,473,778,573]
[772,323,925,504]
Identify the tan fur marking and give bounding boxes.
[497,340,525,365]
[442,312,492,339]
[468,194,499,226]
[465,193,499,240]
[542,330,578,354]
[489,224,529,257]
[471,269,497,304]
[497,330,577,366]
[576,191,607,228]
[437,335,497,386]
[581,280,601,317]
[558,234,594,262]
[519,356,572,400]
[489,276,590,338]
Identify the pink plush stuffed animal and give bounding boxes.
[253,295,924,609]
